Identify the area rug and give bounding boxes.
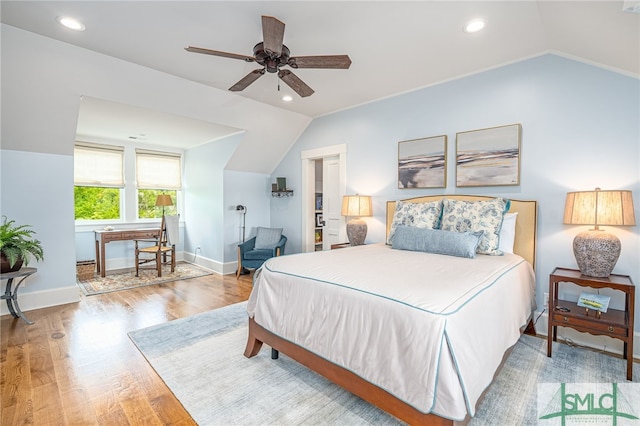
[129,302,640,425]
[77,262,214,296]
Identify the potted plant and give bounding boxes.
[0,216,44,273]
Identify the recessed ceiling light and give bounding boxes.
[464,19,485,33]
[282,95,293,102]
[56,16,85,31]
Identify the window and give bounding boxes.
[74,143,124,220]
[136,149,182,219]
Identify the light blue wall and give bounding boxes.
[183,135,241,264]
[271,54,639,325]
[1,150,76,293]
[223,170,272,261]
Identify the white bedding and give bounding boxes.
[247,243,535,420]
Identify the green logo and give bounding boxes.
[539,383,639,425]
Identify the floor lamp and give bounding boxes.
[236,205,249,275]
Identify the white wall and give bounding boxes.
[0,24,310,309]
[271,54,640,332]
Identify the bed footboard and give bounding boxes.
[244,317,453,426]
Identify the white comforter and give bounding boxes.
[247,243,535,421]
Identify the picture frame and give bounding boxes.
[276,177,287,191]
[315,195,323,211]
[455,123,521,187]
[398,135,447,189]
[315,213,324,227]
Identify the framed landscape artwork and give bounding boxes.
[398,135,447,189]
[455,124,522,187]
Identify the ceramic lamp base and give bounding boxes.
[573,230,621,277]
[346,218,367,246]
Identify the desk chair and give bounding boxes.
[135,214,179,277]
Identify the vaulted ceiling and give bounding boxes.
[2,1,638,154]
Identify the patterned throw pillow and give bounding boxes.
[387,200,443,245]
[440,198,510,255]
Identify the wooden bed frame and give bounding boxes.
[244,195,537,425]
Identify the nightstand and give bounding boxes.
[330,242,352,250]
[547,267,635,380]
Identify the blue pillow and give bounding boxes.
[254,227,283,249]
[391,225,482,259]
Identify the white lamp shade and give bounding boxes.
[563,189,635,227]
[341,195,372,217]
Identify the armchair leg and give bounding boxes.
[236,247,250,278]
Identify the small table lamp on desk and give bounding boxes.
[156,194,173,217]
[341,195,372,246]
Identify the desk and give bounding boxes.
[1,267,37,324]
[95,228,161,277]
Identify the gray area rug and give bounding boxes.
[129,302,639,425]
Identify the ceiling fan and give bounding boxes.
[185,15,352,98]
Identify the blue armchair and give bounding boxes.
[237,228,287,277]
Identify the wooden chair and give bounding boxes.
[135,214,179,277]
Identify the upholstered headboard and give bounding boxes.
[386,195,537,269]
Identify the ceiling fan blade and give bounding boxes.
[185,46,255,62]
[278,69,314,98]
[229,69,265,91]
[262,16,285,57]
[288,55,352,69]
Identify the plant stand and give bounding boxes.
[0,267,37,324]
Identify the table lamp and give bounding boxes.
[155,194,173,217]
[563,187,635,277]
[341,195,372,246]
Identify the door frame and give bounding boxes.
[301,144,347,253]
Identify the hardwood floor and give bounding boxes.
[1,271,254,425]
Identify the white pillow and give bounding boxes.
[498,212,518,254]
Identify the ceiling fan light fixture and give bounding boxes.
[464,19,485,33]
[282,94,293,102]
[56,16,85,31]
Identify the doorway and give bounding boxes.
[301,144,347,252]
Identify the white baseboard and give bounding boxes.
[99,251,238,276]
[183,252,242,276]
[534,310,639,362]
[0,285,80,316]
[1,253,244,319]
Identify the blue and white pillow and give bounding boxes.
[387,200,442,245]
[440,198,510,255]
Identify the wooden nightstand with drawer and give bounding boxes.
[547,267,635,380]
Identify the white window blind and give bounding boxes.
[136,149,182,190]
[74,143,124,187]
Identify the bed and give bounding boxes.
[245,195,537,424]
